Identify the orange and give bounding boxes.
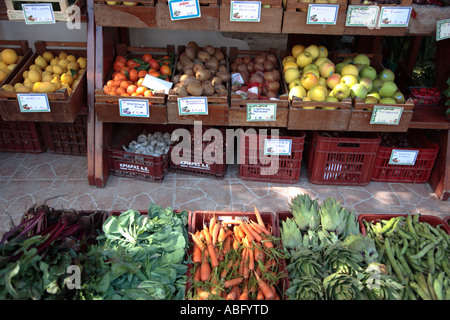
[136,86,147,96]
[126,84,137,95]
[144,90,154,97]
[128,69,138,82]
[120,66,131,75]
[149,71,161,78]
[136,78,144,86]
[149,59,160,70]
[103,85,112,94]
[138,70,148,78]
[115,56,127,64]
[113,60,125,72]
[106,80,116,87]
[120,80,132,90]
[142,53,153,63]
[116,87,126,95]
[131,92,139,97]
[121,93,130,97]
[160,65,172,76]
[113,72,127,82]
[127,59,139,69]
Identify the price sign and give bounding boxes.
[345,5,379,28]
[230,1,261,22]
[119,99,149,117]
[18,94,51,112]
[388,149,419,165]
[264,139,292,156]
[231,72,245,85]
[437,19,450,41]
[247,103,276,121]
[378,7,412,27]
[168,0,201,20]
[22,4,55,24]
[307,4,339,25]
[178,97,208,115]
[370,106,403,125]
[141,74,173,94]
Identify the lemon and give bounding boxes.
[77,57,87,69]
[0,69,8,82]
[42,71,53,82]
[2,84,14,92]
[29,64,42,72]
[28,70,42,83]
[0,61,7,69]
[45,65,53,73]
[72,78,80,90]
[52,65,64,75]
[58,59,70,70]
[61,73,73,86]
[42,51,54,62]
[1,49,18,65]
[35,55,48,69]
[32,81,42,92]
[66,54,77,62]
[50,57,60,66]
[6,64,17,71]
[23,78,33,88]
[78,68,86,75]
[14,82,23,90]
[37,81,56,93]
[66,61,79,73]
[51,77,62,90]
[15,85,31,93]
[59,52,68,60]
[22,70,29,80]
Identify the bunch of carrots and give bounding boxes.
[188,207,286,300]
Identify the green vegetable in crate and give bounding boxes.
[323,243,363,276]
[323,272,367,300]
[289,193,320,231]
[286,276,324,300]
[319,197,359,238]
[343,233,379,265]
[280,217,304,255]
[286,247,325,279]
[360,262,404,300]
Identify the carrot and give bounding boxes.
[221,258,235,279]
[253,204,265,228]
[224,277,243,289]
[242,249,250,279]
[212,223,220,245]
[244,222,262,242]
[203,224,212,244]
[226,286,238,300]
[193,243,202,264]
[218,225,228,243]
[232,236,240,250]
[239,284,249,300]
[271,286,281,300]
[223,236,231,255]
[256,288,265,300]
[207,243,219,268]
[190,232,206,251]
[200,254,211,282]
[209,216,217,236]
[254,243,265,262]
[265,258,276,269]
[261,234,274,248]
[238,222,255,242]
[194,265,201,282]
[197,289,211,300]
[248,245,255,271]
[254,272,275,300]
[250,220,271,236]
[240,248,247,277]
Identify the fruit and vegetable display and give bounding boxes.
[229,52,283,100]
[3,51,86,95]
[186,209,286,300]
[409,87,443,105]
[102,52,174,97]
[0,48,23,84]
[280,193,450,300]
[170,41,230,98]
[283,44,406,106]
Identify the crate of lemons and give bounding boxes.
[1,50,87,98]
[0,48,24,84]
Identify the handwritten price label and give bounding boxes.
[119,99,149,118]
[168,0,201,20]
[437,19,450,41]
[307,4,339,25]
[379,7,412,27]
[18,94,51,112]
[230,1,261,22]
[22,4,55,24]
[345,5,379,28]
[178,97,208,115]
[264,139,292,156]
[370,106,403,125]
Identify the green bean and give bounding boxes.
[410,282,431,300]
[427,273,438,300]
[379,217,401,234]
[416,228,439,244]
[410,242,435,260]
[397,227,414,241]
[413,214,420,223]
[433,272,445,300]
[441,259,450,277]
[385,238,405,283]
[427,249,435,273]
[400,238,409,256]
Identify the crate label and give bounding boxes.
[247,103,276,121]
[179,160,211,170]
[178,97,208,115]
[18,94,51,112]
[345,5,379,28]
[168,0,201,20]
[378,7,412,27]
[22,4,55,24]
[370,106,403,125]
[118,163,150,174]
[231,72,245,85]
[230,1,261,22]
[389,149,418,166]
[264,139,292,156]
[119,99,149,118]
[142,74,173,94]
[437,19,450,41]
[307,4,339,25]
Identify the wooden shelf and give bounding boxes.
[409,105,450,130]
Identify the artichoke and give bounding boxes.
[323,243,363,276]
[343,233,379,266]
[361,263,403,300]
[287,247,325,279]
[289,194,320,231]
[319,197,348,237]
[281,218,303,256]
[286,276,324,300]
[323,272,367,300]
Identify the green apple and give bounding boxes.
[296,51,313,68]
[318,77,327,87]
[359,77,373,92]
[350,83,368,99]
[341,64,359,77]
[319,61,335,78]
[284,68,301,84]
[360,66,377,81]
[353,54,370,66]
[326,73,341,90]
[122,1,138,5]
[372,78,383,91]
[289,85,306,101]
[304,45,320,60]
[332,83,350,100]
[335,61,350,75]
[303,63,319,73]
[379,68,395,82]
[325,96,339,102]
[288,78,302,90]
[307,85,328,102]
[379,97,397,104]
[365,96,379,104]
[314,57,330,68]
[393,91,405,104]
[318,46,328,58]
[367,91,381,100]
[379,81,398,97]
[340,74,358,88]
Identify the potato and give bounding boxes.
[215,71,230,82]
[173,83,188,96]
[193,63,205,73]
[196,69,211,82]
[185,47,197,60]
[214,84,226,95]
[187,83,203,96]
[211,76,222,86]
[202,82,215,96]
[203,45,215,56]
[214,49,225,61]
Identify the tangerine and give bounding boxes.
[115,56,127,64]
[129,69,138,82]
[144,90,154,97]
[116,87,126,95]
[138,70,148,78]
[136,86,147,96]
[160,65,172,76]
[113,72,127,82]
[149,59,160,70]
[142,53,153,63]
[126,85,137,95]
[113,60,125,72]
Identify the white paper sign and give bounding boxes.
[231,72,245,85]
[379,7,412,27]
[141,74,173,94]
[119,99,149,118]
[178,97,208,115]
[437,19,450,41]
[345,5,379,28]
[389,149,419,165]
[307,4,339,25]
[168,0,201,21]
[22,4,55,24]
[370,106,403,125]
[18,94,51,112]
[264,139,292,156]
[230,1,261,22]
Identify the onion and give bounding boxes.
[266,81,280,92]
[237,64,247,74]
[243,56,252,64]
[266,91,277,99]
[249,74,264,84]
[254,54,266,65]
[234,57,243,64]
[230,63,238,72]
[266,54,277,65]
[253,63,265,72]
[247,62,254,74]
[264,60,274,72]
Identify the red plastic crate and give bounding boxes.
[239,131,306,183]
[0,119,45,153]
[40,114,87,156]
[107,129,170,182]
[358,213,450,236]
[307,131,380,186]
[371,131,439,183]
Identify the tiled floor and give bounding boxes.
[0,151,449,237]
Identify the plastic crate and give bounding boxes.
[371,131,439,183]
[40,114,87,156]
[239,131,306,184]
[358,214,450,236]
[307,131,381,186]
[409,87,443,106]
[106,128,171,182]
[0,119,44,153]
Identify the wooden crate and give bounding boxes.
[156,0,219,31]
[0,41,87,123]
[6,0,86,21]
[347,98,415,132]
[0,40,33,88]
[167,46,229,125]
[344,0,413,36]
[227,47,289,127]
[93,0,157,28]
[94,44,176,124]
[282,0,347,34]
[219,0,283,33]
[288,97,352,131]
